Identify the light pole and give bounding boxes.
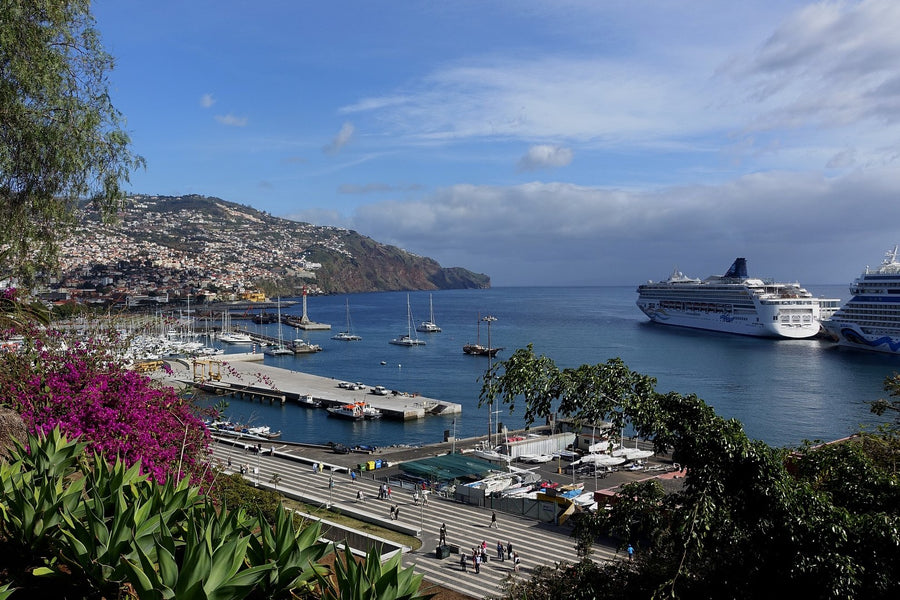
[255,447,261,487]
[328,471,334,508]
[483,315,496,446]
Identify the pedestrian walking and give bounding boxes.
[357,489,365,502]
[390,505,395,520]
[412,490,419,505]
[387,485,392,500]
[490,511,499,529]
[439,523,447,545]
[507,540,513,560]
[497,540,504,561]
[460,553,467,572]
[394,506,400,520]
[313,462,319,474]
[513,552,520,573]
[474,552,481,574]
[350,470,357,483]
[422,490,429,506]
[227,457,232,468]
[627,544,634,561]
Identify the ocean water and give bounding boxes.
[203,286,897,449]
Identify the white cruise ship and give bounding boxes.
[636,258,838,339]
[823,246,900,354]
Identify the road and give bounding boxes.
[212,443,626,600]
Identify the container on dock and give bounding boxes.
[375,459,383,469]
[358,463,366,472]
[367,460,376,471]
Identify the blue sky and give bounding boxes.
[94,0,900,287]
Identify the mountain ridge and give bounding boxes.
[63,194,489,295]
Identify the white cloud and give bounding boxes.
[346,168,900,286]
[200,93,215,108]
[517,145,573,171]
[323,122,355,155]
[215,113,248,127]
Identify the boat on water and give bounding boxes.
[206,420,281,440]
[463,313,503,356]
[635,257,839,339]
[823,245,900,354]
[327,401,383,420]
[291,339,323,354]
[265,298,294,355]
[218,310,254,343]
[297,394,321,408]
[416,294,442,333]
[389,295,426,346]
[332,298,362,341]
[327,403,365,420]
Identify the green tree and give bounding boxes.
[870,372,900,426]
[0,0,144,285]
[485,346,900,600]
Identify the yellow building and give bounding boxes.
[240,291,268,302]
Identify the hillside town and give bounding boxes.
[38,195,342,308]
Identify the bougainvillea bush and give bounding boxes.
[0,322,212,485]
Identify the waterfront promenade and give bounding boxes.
[211,441,624,599]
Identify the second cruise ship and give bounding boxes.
[823,246,900,354]
[636,258,838,339]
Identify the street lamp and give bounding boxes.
[482,315,496,446]
[328,471,334,508]
[255,447,261,487]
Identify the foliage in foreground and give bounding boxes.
[0,0,144,285]
[0,428,332,598]
[484,345,900,600]
[0,324,212,485]
[0,428,435,599]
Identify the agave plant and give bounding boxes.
[317,544,434,600]
[120,502,273,600]
[0,427,87,551]
[246,506,329,597]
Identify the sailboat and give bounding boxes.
[463,313,502,356]
[332,298,362,341]
[389,294,426,346]
[218,310,253,343]
[416,294,442,333]
[264,297,293,355]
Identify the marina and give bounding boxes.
[136,285,895,450]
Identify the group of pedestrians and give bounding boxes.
[376,483,392,500]
[460,539,520,574]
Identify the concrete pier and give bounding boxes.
[162,355,462,420]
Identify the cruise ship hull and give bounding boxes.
[823,322,900,354]
[637,303,820,338]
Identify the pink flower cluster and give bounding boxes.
[2,329,212,485]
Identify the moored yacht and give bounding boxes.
[823,245,900,354]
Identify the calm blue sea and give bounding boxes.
[202,286,898,449]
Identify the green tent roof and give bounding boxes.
[399,453,498,482]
